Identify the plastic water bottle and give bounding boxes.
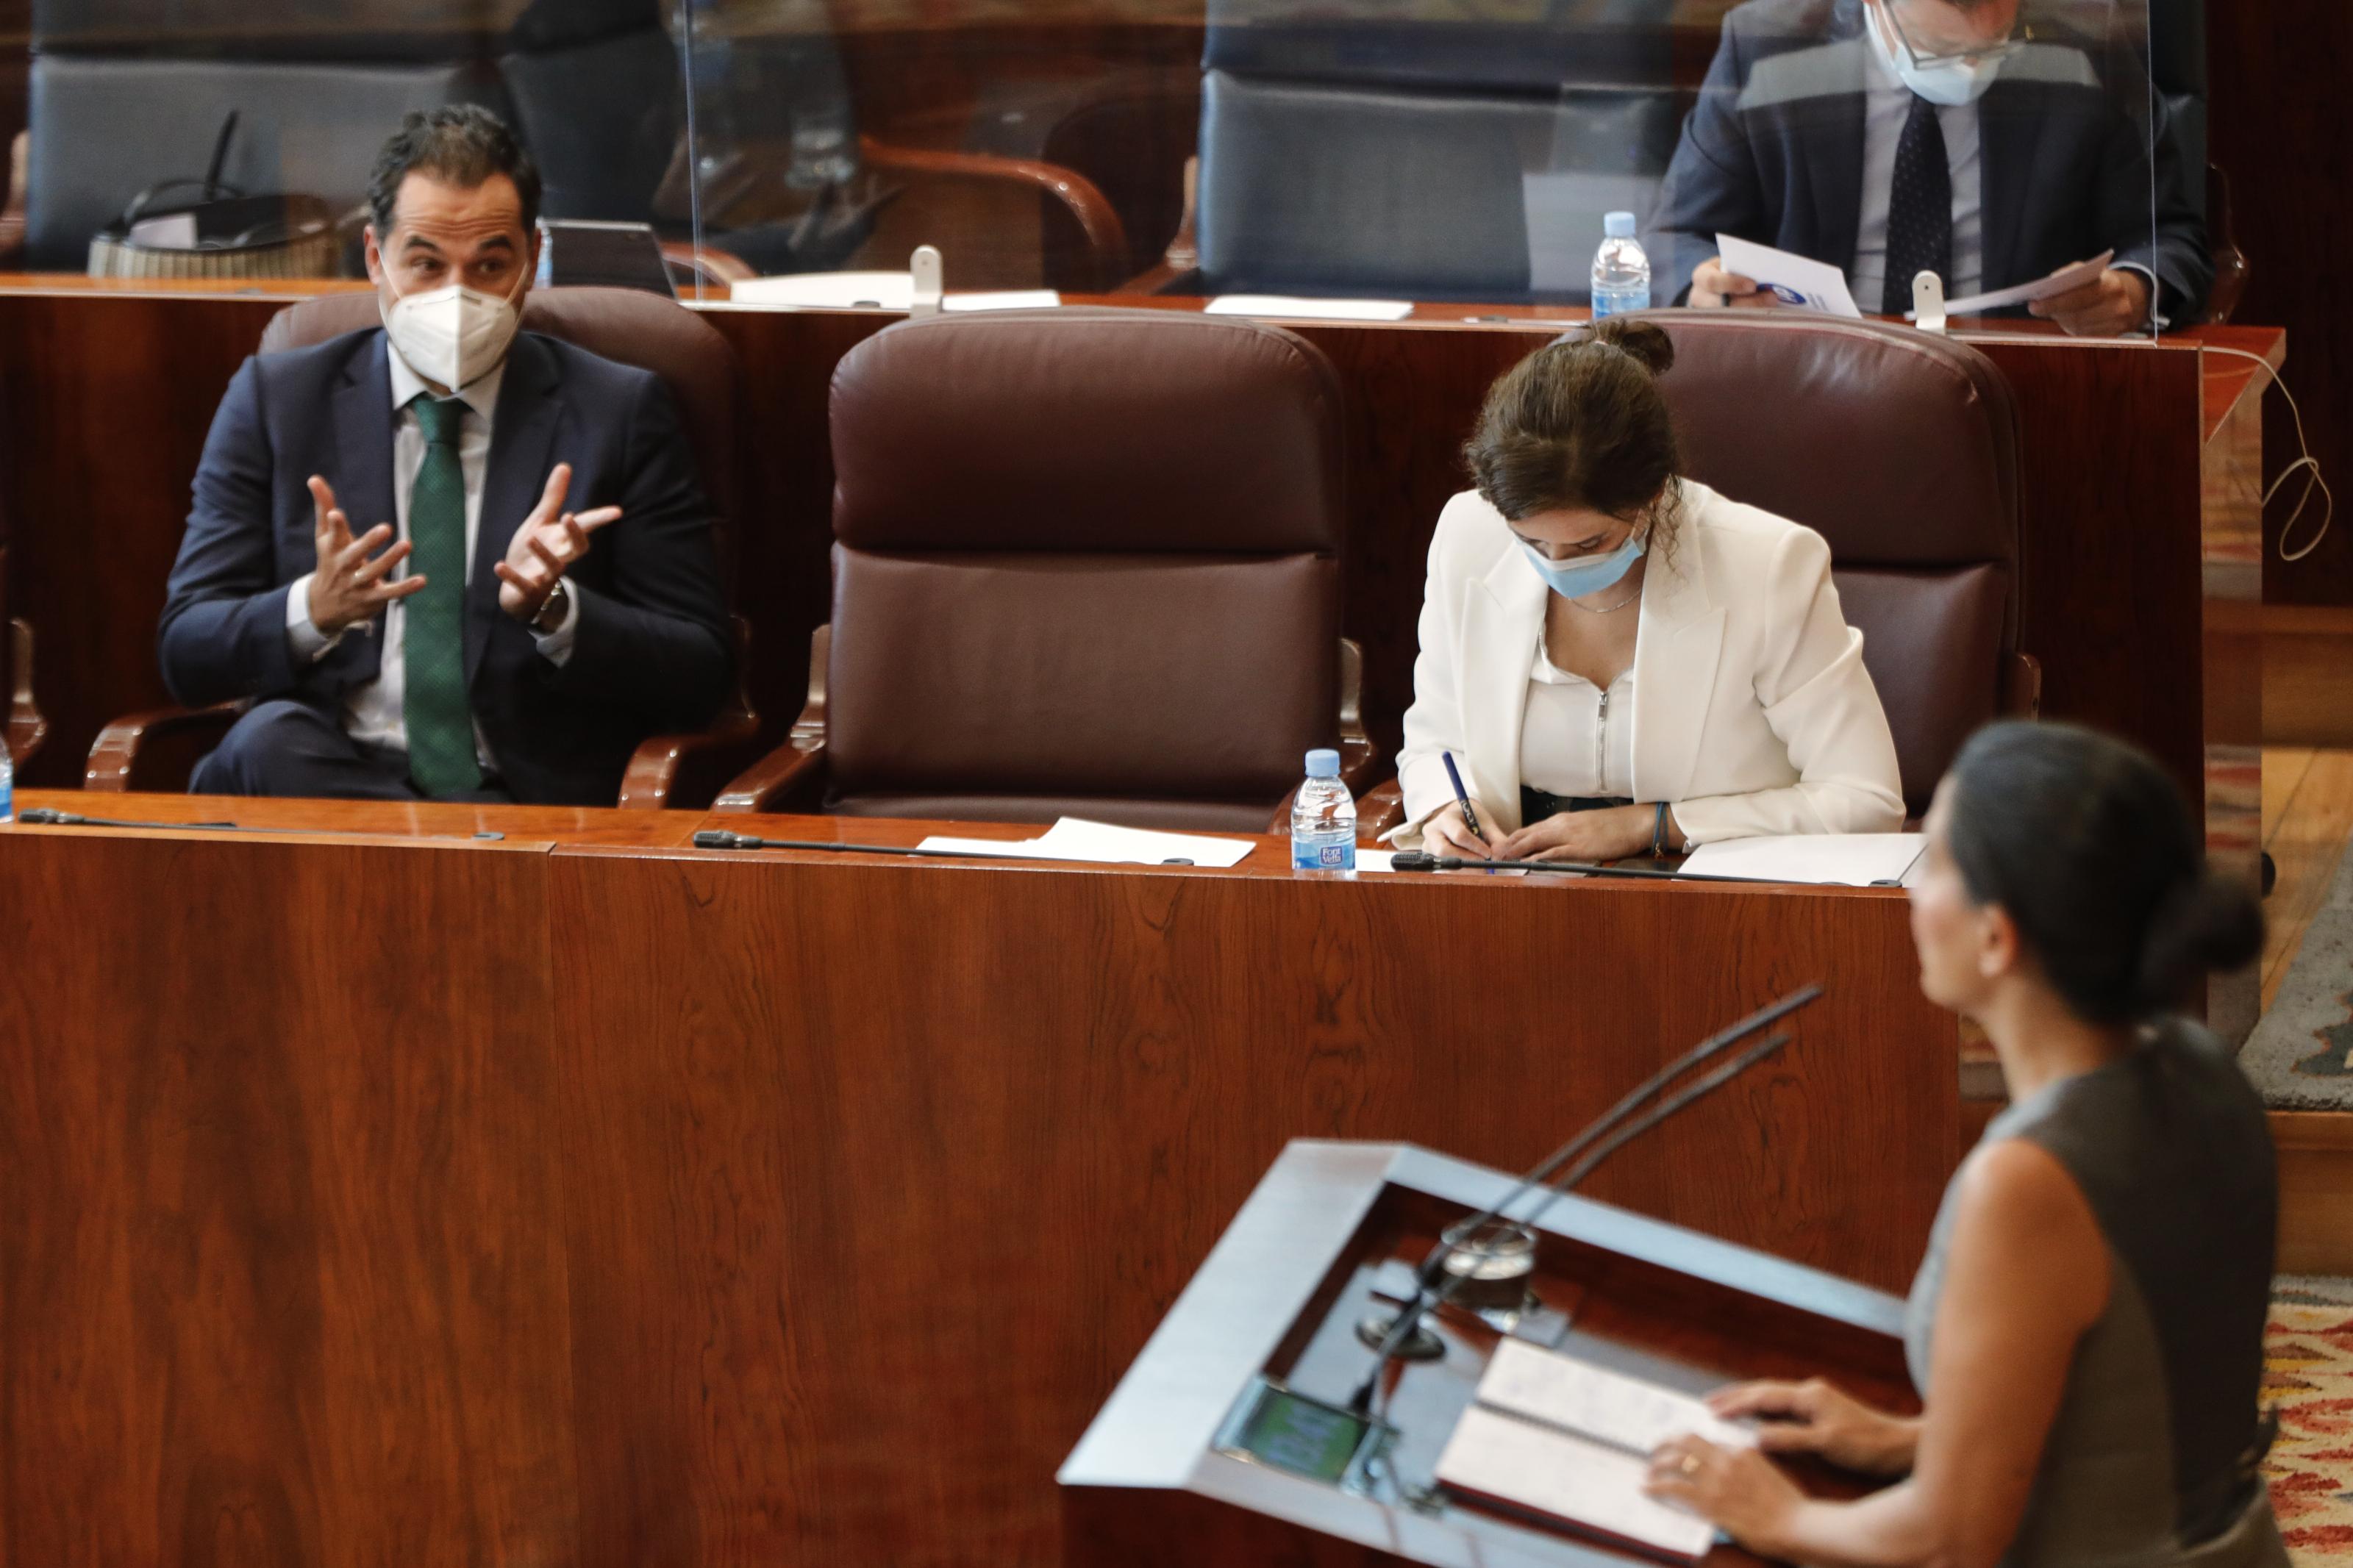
[1590,210,1651,320]
[0,731,12,824]
[1290,748,1357,875]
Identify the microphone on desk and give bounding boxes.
[1389,851,1771,886]
[1344,983,1824,1417]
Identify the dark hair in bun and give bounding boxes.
[1463,316,1682,556]
[1944,721,2263,1024]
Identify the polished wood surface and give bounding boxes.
[0,799,1956,1566]
[7,786,710,847]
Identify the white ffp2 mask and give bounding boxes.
[380,274,525,392]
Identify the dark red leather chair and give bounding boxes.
[1642,311,2035,819]
[85,284,766,808]
[1363,312,2033,834]
[715,306,1376,831]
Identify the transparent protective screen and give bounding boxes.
[1,0,2180,333]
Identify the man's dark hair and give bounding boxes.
[368,105,542,239]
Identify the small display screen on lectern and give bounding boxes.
[1233,1386,1374,1483]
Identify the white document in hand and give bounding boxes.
[1913,251,2114,320]
[1679,833,1927,887]
[1715,235,1863,318]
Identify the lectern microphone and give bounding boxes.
[1346,984,1824,1415]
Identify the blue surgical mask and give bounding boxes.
[1519,531,1646,601]
[1869,1,2006,107]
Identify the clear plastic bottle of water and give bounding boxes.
[1590,210,1651,320]
[1290,748,1357,875]
[0,731,12,824]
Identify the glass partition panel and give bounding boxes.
[4,1,688,282]
[680,0,2180,334]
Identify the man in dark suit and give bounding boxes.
[1649,0,2210,335]
[160,106,732,805]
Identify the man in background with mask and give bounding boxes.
[158,106,732,803]
[1646,0,2210,335]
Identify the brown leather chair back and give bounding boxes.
[1632,312,2022,817]
[824,307,1346,830]
[258,285,742,581]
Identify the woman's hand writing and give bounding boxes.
[1492,803,1655,864]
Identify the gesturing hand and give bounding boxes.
[306,475,424,636]
[1706,1378,1919,1477]
[495,462,622,623]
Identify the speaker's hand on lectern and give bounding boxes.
[1705,1378,1919,1477]
[306,475,424,635]
[1643,1436,1804,1553]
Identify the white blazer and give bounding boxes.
[1393,479,1905,847]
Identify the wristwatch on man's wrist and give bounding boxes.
[532,579,571,633]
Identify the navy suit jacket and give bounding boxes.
[1649,0,2212,323]
[159,329,733,806]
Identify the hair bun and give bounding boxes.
[2136,872,2263,1011]
[1588,316,1676,379]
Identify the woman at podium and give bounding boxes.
[1393,316,1904,864]
[1646,721,2285,1566]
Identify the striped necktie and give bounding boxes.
[402,393,483,797]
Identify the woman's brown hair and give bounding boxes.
[1463,316,1682,554]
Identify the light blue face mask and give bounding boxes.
[1519,530,1646,601]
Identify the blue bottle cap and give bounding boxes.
[1304,748,1341,779]
[1604,210,1638,238]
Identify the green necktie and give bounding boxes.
[403,394,483,797]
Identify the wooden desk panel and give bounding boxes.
[0,824,578,1567]
[547,823,1952,1566]
[0,802,1954,1566]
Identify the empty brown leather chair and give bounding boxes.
[86,284,765,806]
[716,307,1374,830]
[1642,311,2033,817]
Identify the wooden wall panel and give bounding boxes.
[2209,0,2353,607]
[547,846,1952,1566]
[0,830,578,1567]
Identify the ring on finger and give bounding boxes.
[1679,1454,1702,1475]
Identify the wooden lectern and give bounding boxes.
[1060,1141,1920,1566]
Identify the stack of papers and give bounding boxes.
[726,273,1061,312]
[1679,833,1927,887]
[915,817,1254,868]
[1435,1340,1751,1560]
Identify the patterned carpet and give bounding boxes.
[2271,1276,2353,1558]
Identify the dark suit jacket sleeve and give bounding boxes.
[1648,12,1766,306]
[157,357,301,708]
[2110,93,2213,323]
[551,370,732,731]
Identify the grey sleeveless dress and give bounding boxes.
[1905,1020,2290,1567]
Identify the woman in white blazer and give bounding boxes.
[1396,317,1905,861]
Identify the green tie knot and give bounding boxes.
[412,393,466,449]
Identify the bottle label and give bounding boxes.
[1293,834,1356,872]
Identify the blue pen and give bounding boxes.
[1440,751,1488,847]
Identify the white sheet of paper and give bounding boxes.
[1435,1406,1717,1560]
[1914,250,2114,320]
[915,817,1254,869]
[1477,1340,1755,1457]
[1715,235,1863,318]
[943,290,1063,312]
[1356,849,1399,873]
[1204,295,1415,322]
[729,271,914,309]
[1679,832,1927,887]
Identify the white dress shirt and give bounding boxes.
[1519,632,1635,800]
[285,348,579,765]
[1849,17,1984,312]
